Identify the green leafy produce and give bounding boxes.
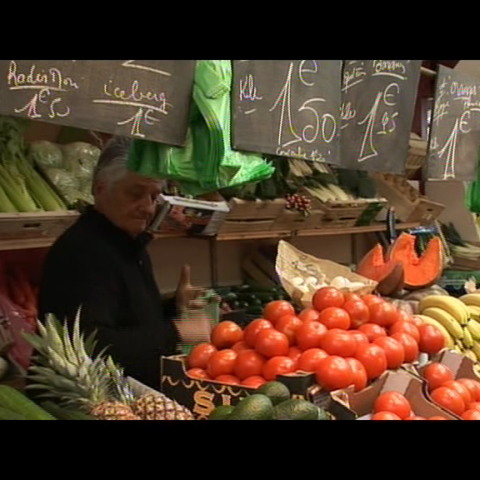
[29,141,64,169]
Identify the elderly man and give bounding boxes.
[38,136,211,390]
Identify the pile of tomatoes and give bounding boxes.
[371,391,449,420]
[186,287,446,392]
[421,363,480,420]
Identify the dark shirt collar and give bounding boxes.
[81,206,153,252]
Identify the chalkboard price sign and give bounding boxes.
[427,65,480,181]
[0,60,196,146]
[232,60,342,165]
[340,60,422,174]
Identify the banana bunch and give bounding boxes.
[418,295,480,361]
[450,243,480,260]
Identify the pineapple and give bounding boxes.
[132,393,194,421]
[23,309,193,421]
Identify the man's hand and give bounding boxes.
[175,265,211,344]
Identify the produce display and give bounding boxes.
[0,117,67,213]
[29,140,101,208]
[185,287,446,396]
[420,362,480,419]
[440,222,480,263]
[208,381,330,420]
[2,312,196,421]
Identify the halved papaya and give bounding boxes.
[357,244,405,297]
[387,233,443,291]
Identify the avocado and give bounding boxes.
[257,381,291,406]
[209,405,235,420]
[273,399,320,421]
[229,395,274,420]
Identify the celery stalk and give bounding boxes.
[0,163,39,212]
[0,181,17,213]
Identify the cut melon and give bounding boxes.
[388,233,443,291]
[357,244,405,297]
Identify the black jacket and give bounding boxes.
[38,207,179,390]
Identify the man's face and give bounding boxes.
[95,172,163,236]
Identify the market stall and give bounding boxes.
[2,59,480,421]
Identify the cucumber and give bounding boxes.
[0,385,56,420]
[40,401,96,421]
[239,301,250,309]
[223,293,238,302]
[246,306,264,316]
[236,293,257,303]
[229,301,241,310]
[253,293,276,303]
[0,406,28,420]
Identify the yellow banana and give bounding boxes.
[453,345,464,354]
[463,327,474,348]
[415,315,454,349]
[460,294,480,309]
[467,320,480,341]
[473,342,480,362]
[463,349,478,363]
[467,305,480,321]
[422,308,464,339]
[419,296,469,326]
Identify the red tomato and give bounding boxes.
[343,293,362,303]
[405,415,427,420]
[355,343,388,380]
[418,324,446,355]
[206,350,238,378]
[349,330,369,347]
[429,416,448,420]
[371,411,401,420]
[232,341,251,353]
[297,348,329,372]
[390,332,419,364]
[461,409,480,420]
[188,343,218,369]
[312,287,345,312]
[214,374,241,385]
[298,308,321,323]
[431,386,466,416]
[241,376,267,389]
[346,357,368,392]
[358,323,387,342]
[263,356,296,381]
[211,321,244,350]
[263,301,295,326]
[374,391,412,419]
[244,319,273,348]
[390,320,421,343]
[318,307,351,330]
[423,363,455,392]
[443,380,473,407]
[395,310,411,322]
[187,368,211,380]
[468,402,480,412]
[362,295,385,316]
[233,350,266,380]
[275,314,303,345]
[288,346,302,369]
[255,329,289,358]
[409,315,425,329]
[295,321,328,351]
[373,336,405,369]
[369,302,398,327]
[320,329,357,357]
[315,356,353,391]
[457,379,480,403]
[343,299,369,329]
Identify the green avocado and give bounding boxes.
[229,395,274,420]
[257,381,291,406]
[208,405,235,420]
[273,399,321,421]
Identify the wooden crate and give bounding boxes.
[406,133,428,175]
[271,209,324,232]
[373,173,444,225]
[226,198,285,220]
[318,201,367,228]
[218,219,275,234]
[0,211,79,241]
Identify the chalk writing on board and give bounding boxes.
[6,60,78,120]
[92,63,173,138]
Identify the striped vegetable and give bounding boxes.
[40,401,96,421]
[0,405,28,420]
[0,385,56,420]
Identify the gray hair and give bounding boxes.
[92,136,133,193]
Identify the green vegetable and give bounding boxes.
[257,382,291,406]
[273,399,322,420]
[0,181,17,212]
[0,405,28,420]
[229,394,274,420]
[208,405,235,420]
[0,385,56,420]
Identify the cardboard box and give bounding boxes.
[150,195,230,236]
[330,369,458,420]
[160,354,352,420]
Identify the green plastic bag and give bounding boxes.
[466,148,480,214]
[128,61,274,196]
